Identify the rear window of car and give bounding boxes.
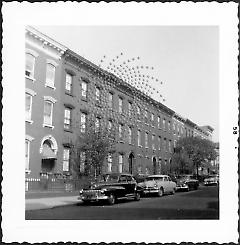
[146,176,164,181]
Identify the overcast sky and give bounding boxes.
[34,25,219,142]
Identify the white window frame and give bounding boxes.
[25,135,34,173]
[80,151,86,173]
[158,136,161,150]
[25,89,36,123]
[137,105,141,115]
[119,124,123,140]
[108,92,113,108]
[169,140,171,153]
[25,49,38,81]
[95,117,100,131]
[108,120,113,130]
[107,154,112,173]
[145,132,149,148]
[128,127,132,144]
[163,118,166,131]
[137,130,141,147]
[43,96,56,128]
[64,108,72,130]
[158,116,161,128]
[119,97,123,114]
[96,87,100,102]
[45,62,56,89]
[118,154,123,173]
[152,134,155,150]
[168,121,171,131]
[128,102,132,117]
[80,112,87,133]
[63,147,70,172]
[66,73,73,93]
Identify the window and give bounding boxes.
[107,154,112,172]
[108,92,113,108]
[168,121,171,131]
[163,118,166,130]
[65,73,73,93]
[119,124,123,140]
[119,97,123,114]
[144,110,148,119]
[108,120,113,130]
[158,116,161,128]
[46,63,55,87]
[152,134,155,150]
[169,140,171,153]
[137,130,141,146]
[164,138,167,152]
[64,108,72,130]
[177,125,180,135]
[151,113,154,122]
[158,136,161,150]
[145,132,149,148]
[119,154,123,173]
[181,126,183,135]
[174,140,176,148]
[173,123,176,134]
[25,140,30,171]
[80,112,87,133]
[43,100,54,126]
[128,102,132,117]
[80,152,86,173]
[128,127,132,144]
[137,105,141,115]
[96,87,100,102]
[25,93,32,121]
[95,117,100,131]
[63,148,70,172]
[25,53,35,78]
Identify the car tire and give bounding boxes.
[134,192,141,201]
[108,194,116,205]
[157,187,164,197]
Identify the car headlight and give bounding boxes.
[100,188,107,194]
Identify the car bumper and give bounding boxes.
[176,186,189,191]
[78,195,109,202]
[204,182,218,186]
[142,188,159,194]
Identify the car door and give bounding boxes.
[163,176,171,193]
[118,175,129,196]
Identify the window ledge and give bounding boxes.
[138,145,142,148]
[65,91,74,97]
[145,147,149,149]
[43,124,54,129]
[45,83,56,90]
[25,119,33,124]
[119,140,124,144]
[25,169,31,174]
[64,128,73,133]
[25,75,36,82]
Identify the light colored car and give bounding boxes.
[138,174,176,197]
[204,175,219,186]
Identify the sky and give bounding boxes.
[34,25,219,142]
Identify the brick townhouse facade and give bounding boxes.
[25,26,214,187]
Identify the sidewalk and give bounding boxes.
[25,191,81,211]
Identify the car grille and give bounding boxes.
[82,190,102,198]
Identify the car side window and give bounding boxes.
[126,176,133,182]
[119,176,127,182]
[164,177,168,181]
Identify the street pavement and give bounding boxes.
[25,185,219,219]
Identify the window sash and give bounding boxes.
[64,108,71,129]
[107,154,112,172]
[26,53,35,77]
[158,137,161,150]
[44,101,53,125]
[80,113,86,133]
[25,140,30,170]
[119,155,123,173]
[138,130,141,146]
[96,87,100,101]
[119,98,123,113]
[152,135,155,149]
[108,93,113,108]
[81,81,87,97]
[80,152,86,173]
[25,94,32,120]
[128,127,132,144]
[63,148,70,172]
[66,73,72,92]
[46,64,55,86]
[119,124,123,139]
[145,133,148,147]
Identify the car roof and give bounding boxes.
[104,173,133,177]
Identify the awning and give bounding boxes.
[41,144,57,159]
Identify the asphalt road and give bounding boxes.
[25,185,219,220]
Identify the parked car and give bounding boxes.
[204,175,219,186]
[78,173,141,205]
[137,174,176,197]
[176,175,199,191]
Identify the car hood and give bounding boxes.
[138,180,157,187]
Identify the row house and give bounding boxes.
[25,26,215,182]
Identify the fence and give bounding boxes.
[25,175,91,192]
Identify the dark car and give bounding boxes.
[176,175,199,191]
[78,173,141,205]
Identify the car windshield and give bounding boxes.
[146,176,164,181]
[101,174,119,182]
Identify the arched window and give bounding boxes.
[25,49,39,79]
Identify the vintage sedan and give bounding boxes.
[204,175,219,186]
[176,175,199,191]
[138,175,176,197]
[78,173,141,205]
